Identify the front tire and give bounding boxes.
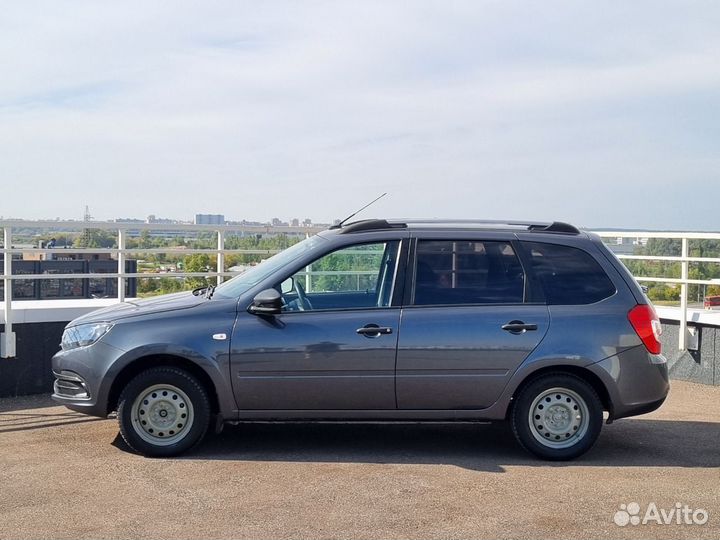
[511,373,603,460]
[117,367,211,457]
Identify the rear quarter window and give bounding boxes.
[523,241,616,305]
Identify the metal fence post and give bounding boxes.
[117,228,126,303]
[1,227,16,358]
[216,230,225,286]
[679,237,689,350]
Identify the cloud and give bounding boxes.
[1,1,719,228]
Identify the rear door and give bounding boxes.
[396,234,550,409]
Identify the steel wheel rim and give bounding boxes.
[528,387,589,449]
[131,384,194,447]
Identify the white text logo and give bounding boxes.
[613,502,709,527]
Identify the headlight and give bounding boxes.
[61,323,113,351]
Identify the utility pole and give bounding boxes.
[82,205,94,246]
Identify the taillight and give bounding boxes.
[628,304,662,355]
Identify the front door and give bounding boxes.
[230,240,402,410]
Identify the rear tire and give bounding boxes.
[117,367,210,457]
[511,373,603,460]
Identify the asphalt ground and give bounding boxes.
[0,380,718,539]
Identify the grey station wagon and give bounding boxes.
[52,219,669,460]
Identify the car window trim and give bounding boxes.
[512,238,546,304]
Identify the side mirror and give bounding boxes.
[248,288,282,315]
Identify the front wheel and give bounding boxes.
[511,373,603,460]
[117,367,211,457]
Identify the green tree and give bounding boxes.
[73,229,116,248]
[139,230,151,249]
[184,253,213,290]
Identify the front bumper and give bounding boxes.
[53,370,91,400]
[51,341,126,417]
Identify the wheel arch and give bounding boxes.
[507,364,613,419]
[107,354,221,416]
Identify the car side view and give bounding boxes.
[52,219,669,460]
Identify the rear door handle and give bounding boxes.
[501,321,538,333]
[357,324,393,337]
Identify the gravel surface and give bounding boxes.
[0,380,718,539]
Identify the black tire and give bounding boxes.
[511,373,603,461]
[117,367,211,457]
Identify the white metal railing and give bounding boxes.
[2,221,720,357]
[0,220,324,357]
[594,230,720,350]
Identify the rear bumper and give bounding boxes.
[612,396,667,419]
[588,347,669,421]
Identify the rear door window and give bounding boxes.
[522,241,616,305]
[412,240,524,305]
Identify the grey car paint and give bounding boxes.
[231,308,400,410]
[396,304,550,409]
[52,295,239,418]
[52,224,669,429]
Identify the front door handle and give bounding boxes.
[357,324,393,337]
[501,320,538,334]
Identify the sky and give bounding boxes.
[1,1,719,230]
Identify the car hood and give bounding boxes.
[68,291,205,326]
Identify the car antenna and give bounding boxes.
[330,193,387,229]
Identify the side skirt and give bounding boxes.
[231,409,500,422]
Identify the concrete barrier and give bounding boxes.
[0,321,66,397]
[660,320,718,386]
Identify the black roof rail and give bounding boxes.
[330,219,579,234]
[399,219,537,227]
[334,219,408,234]
[528,221,580,234]
[396,219,580,232]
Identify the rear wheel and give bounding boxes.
[511,373,603,460]
[117,367,210,457]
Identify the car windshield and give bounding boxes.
[213,234,329,298]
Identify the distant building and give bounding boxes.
[0,256,137,300]
[195,214,225,225]
[113,218,144,223]
[147,215,178,224]
[23,246,113,262]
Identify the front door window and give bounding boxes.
[280,241,400,311]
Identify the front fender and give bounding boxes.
[99,343,237,419]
